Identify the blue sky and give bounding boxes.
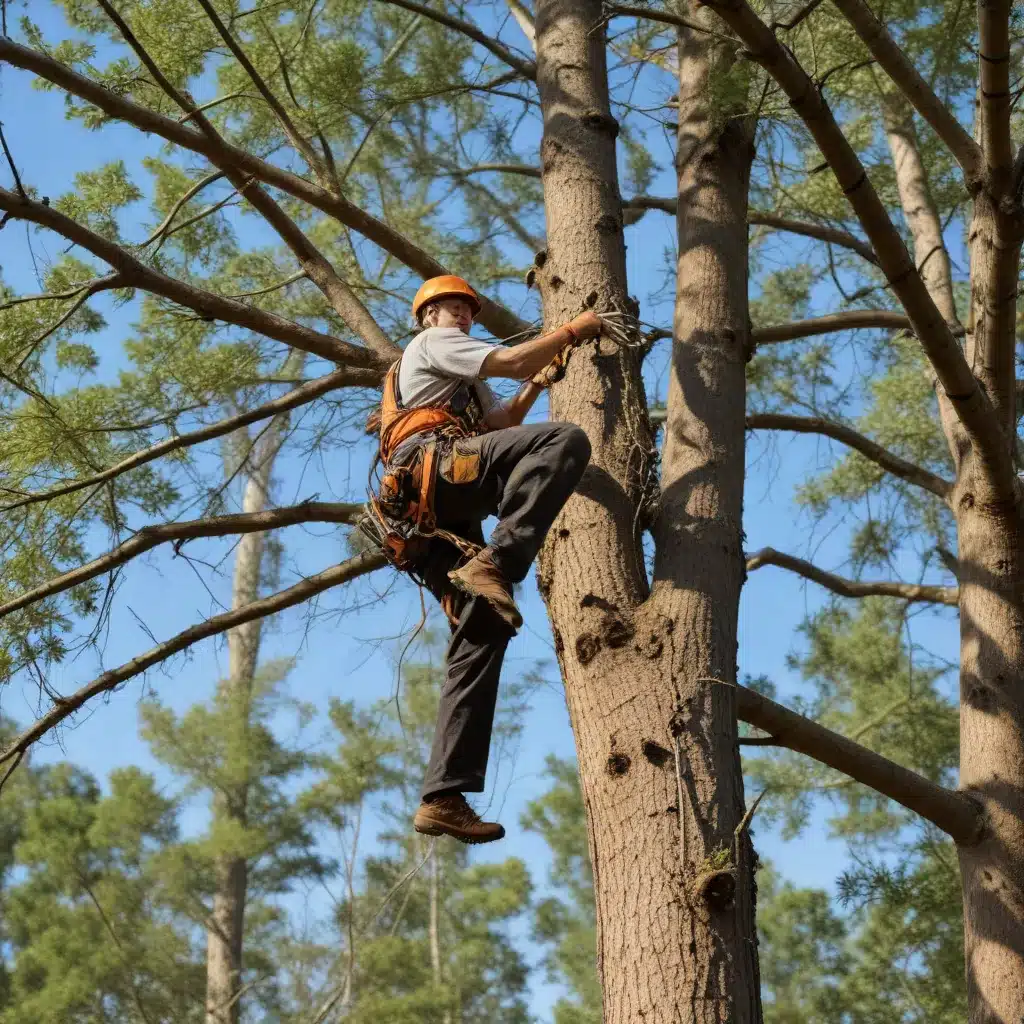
[0,4,961,1018]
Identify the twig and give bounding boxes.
[0,120,26,197]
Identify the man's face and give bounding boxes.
[429,297,474,333]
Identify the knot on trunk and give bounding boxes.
[576,632,601,664]
[693,866,736,909]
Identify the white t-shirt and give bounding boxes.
[397,327,498,413]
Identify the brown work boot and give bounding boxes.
[413,793,506,844]
[447,548,523,630]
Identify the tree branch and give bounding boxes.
[745,547,959,605]
[371,0,537,79]
[753,310,911,344]
[748,212,878,265]
[0,502,365,622]
[139,170,225,247]
[460,162,542,179]
[0,38,530,340]
[0,367,364,514]
[624,196,880,264]
[0,550,387,771]
[0,186,381,370]
[747,411,953,497]
[97,0,399,364]
[13,273,126,367]
[194,0,328,181]
[701,0,1014,498]
[724,680,983,845]
[607,3,738,40]
[829,0,984,185]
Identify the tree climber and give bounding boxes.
[364,275,603,843]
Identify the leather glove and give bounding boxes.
[567,310,603,340]
[531,342,575,388]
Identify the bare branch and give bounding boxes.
[228,269,307,299]
[745,547,959,605]
[829,0,984,184]
[646,311,910,352]
[0,37,530,341]
[371,0,538,79]
[608,3,738,40]
[747,411,953,497]
[0,186,381,369]
[624,196,880,264]
[0,502,365,621]
[0,367,365,514]
[748,212,878,265]
[139,170,225,247]
[1,279,116,311]
[0,551,387,771]
[621,194,676,223]
[753,310,911,344]
[459,162,543,179]
[771,0,827,31]
[703,0,1014,497]
[724,680,983,844]
[748,411,952,497]
[0,119,27,197]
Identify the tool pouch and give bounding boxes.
[438,439,481,485]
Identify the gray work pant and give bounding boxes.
[417,421,591,800]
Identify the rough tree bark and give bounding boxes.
[704,0,1024,1016]
[205,359,301,1024]
[533,1,761,1019]
[882,94,960,328]
[884,89,1024,1022]
[956,94,1024,1024]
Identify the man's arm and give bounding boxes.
[480,312,602,380]
[481,380,545,430]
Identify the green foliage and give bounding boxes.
[0,761,203,1024]
[54,163,143,241]
[757,864,850,1023]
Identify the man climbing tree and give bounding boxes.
[367,274,607,843]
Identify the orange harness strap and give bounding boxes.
[379,361,465,464]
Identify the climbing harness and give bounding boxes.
[359,360,485,581]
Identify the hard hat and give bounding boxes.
[412,275,481,320]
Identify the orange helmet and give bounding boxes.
[412,275,481,321]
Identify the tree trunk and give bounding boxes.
[205,359,300,1024]
[955,488,1024,1024]
[956,126,1024,1023]
[884,86,1024,1024]
[533,2,761,1019]
[882,95,960,328]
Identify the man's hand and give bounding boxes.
[567,310,603,340]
